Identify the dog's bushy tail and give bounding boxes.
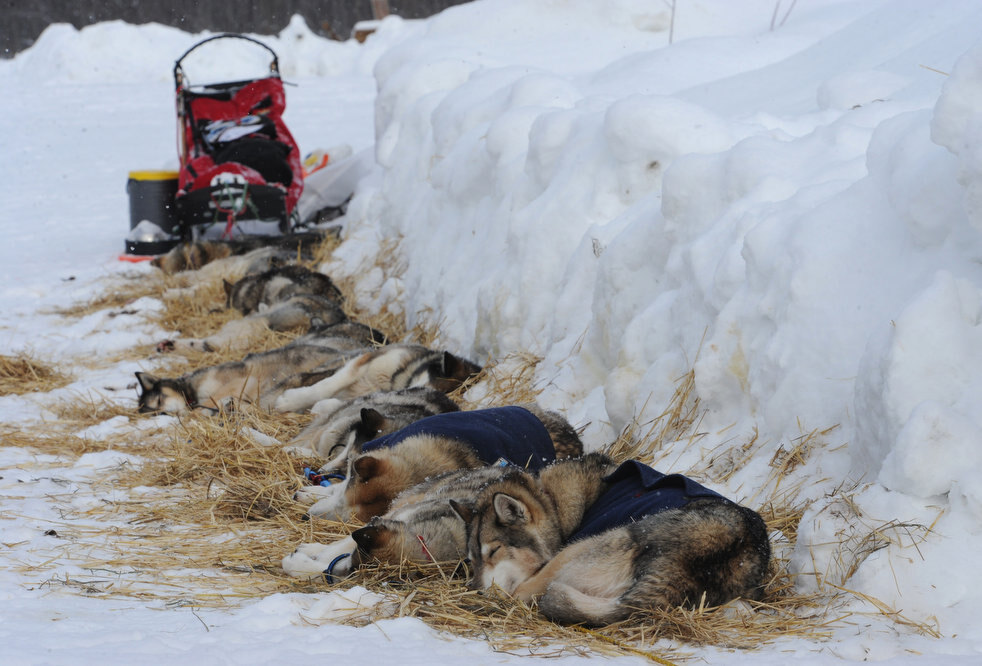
[628,499,771,612]
[537,582,623,626]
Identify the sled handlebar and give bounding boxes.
[174,33,280,88]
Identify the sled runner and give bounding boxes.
[173,34,303,240]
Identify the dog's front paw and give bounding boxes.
[274,387,314,413]
[282,540,355,580]
[310,398,345,416]
[283,444,317,457]
[294,483,339,505]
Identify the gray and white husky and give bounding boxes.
[225,264,343,314]
[282,465,511,581]
[135,343,360,415]
[272,344,482,413]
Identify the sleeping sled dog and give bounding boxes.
[136,343,480,415]
[455,453,771,625]
[158,262,364,354]
[224,264,343,315]
[272,344,482,413]
[283,465,509,581]
[300,405,584,523]
[136,344,355,414]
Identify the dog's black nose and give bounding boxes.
[300,513,310,522]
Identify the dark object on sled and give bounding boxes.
[173,34,303,240]
[124,170,182,255]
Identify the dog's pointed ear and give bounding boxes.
[352,523,383,551]
[449,499,473,524]
[356,408,387,441]
[441,351,482,383]
[492,493,530,526]
[135,372,157,392]
[353,455,381,481]
[352,525,375,550]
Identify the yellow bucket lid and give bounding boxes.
[128,170,180,181]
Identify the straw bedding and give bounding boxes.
[3,236,940,663]
[0,353,72,396]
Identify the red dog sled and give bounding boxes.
[173,34,303,239]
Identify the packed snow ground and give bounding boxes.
[2,0,982,663]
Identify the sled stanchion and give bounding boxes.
[173,33,280,85]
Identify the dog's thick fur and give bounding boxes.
[456,453,771,625]
[272,344,482,413]
[225,264,343,314]
[286,387,461,462]
[282,466,509,580]
[300,405,583,523]
[295,318,388,348]
[135,343,358,414]
[151,241,235,274]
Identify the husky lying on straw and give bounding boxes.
[158,261,368,354]
[455,453,771,625]
[271,344,481,413]
[283,465,510,581]
[136,343,358,414]
[296,405,583,522]
[136,343,481,416]
[224,264,343,314]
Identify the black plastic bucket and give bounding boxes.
[125,170,181,255]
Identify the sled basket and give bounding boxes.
[173,34,303,240]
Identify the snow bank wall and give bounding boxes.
[337,0,982,513]
[334,3,982,628]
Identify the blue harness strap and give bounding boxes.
[361,406,556,471]
[572,460,726,541]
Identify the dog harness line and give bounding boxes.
[303,467,345,487]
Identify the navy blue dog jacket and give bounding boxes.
[362,406,555,471]
[572,460,726,541]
